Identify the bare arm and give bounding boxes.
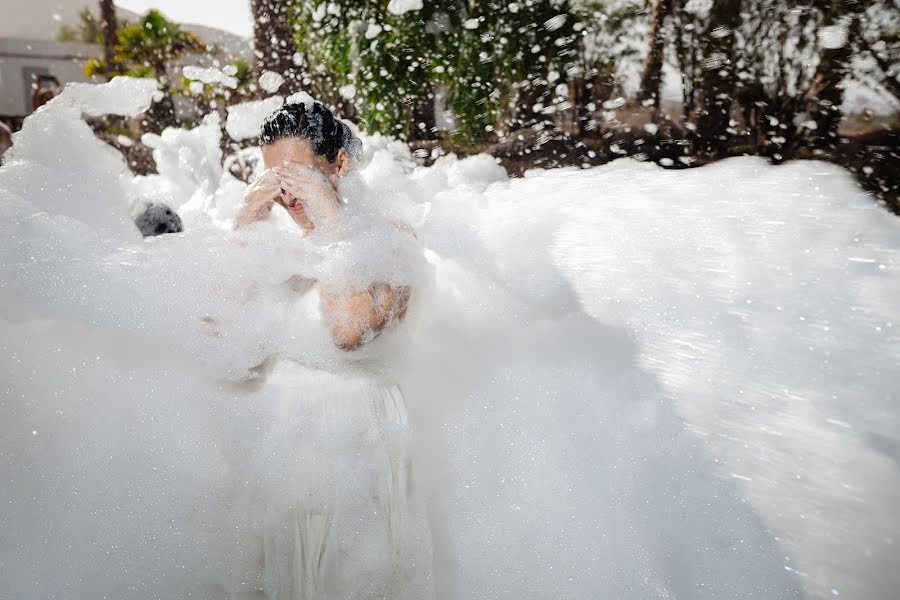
[319,222,415,351]
[262,163,414,351]
[320,283,411,351]
[234,170,282,229]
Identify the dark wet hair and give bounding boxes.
[259,101,361,163]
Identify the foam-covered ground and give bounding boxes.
[1,78,898,600]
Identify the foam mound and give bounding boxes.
[2,77,898,600]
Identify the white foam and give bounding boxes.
[1,76,898,600]
[818,23,849,49]
[258,70,284,94]
[387,0,423,16]
[225,95,284,140]
[57,76,159,117]
[183,65,239,89]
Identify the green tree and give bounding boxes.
[85,9,204,130]
[293,0,580,145]
[100,0,118,76]
[439,1,581,138]
[293,1,438,140]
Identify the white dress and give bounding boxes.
[253,362,434,600]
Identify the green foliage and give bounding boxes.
[292,1,436,140]
[103,121,132,137]
[231,59,254,89]
[77,9,215,133]
[115,10,203,78]
[292,0,581,145]
[57,7,128,44]
[437,2,581,141]
[82,9,203,82]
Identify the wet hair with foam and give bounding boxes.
[259,102,361,162]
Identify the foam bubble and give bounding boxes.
[2,76,898,600]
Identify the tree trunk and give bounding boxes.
[251,0,303,96]
[139,57,178,132]
[636,0,673,107]
[735,80,767,152]
[510,83,553,131]
[563,76,589,137]
[99,0,118,78]
[410,81,437,141]
[798,2,860,152]
[144,92,178,132]
[692,0,742,159]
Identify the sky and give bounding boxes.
[117,0,252,37]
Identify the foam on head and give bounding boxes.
[259,101,362,162]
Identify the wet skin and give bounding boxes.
[236,137,408,351]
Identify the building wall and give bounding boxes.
[0,38,97,118]
[0,0,87,41]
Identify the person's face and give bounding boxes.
[262,137,350,231]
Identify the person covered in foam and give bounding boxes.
[236,101,410,352]
[229,102,434,599]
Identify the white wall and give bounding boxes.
[0,0,86,41]
[0,38,97,117]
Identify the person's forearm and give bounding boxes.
[320,284,409,351]
[321,289,383,351]
[235,202,270,229]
